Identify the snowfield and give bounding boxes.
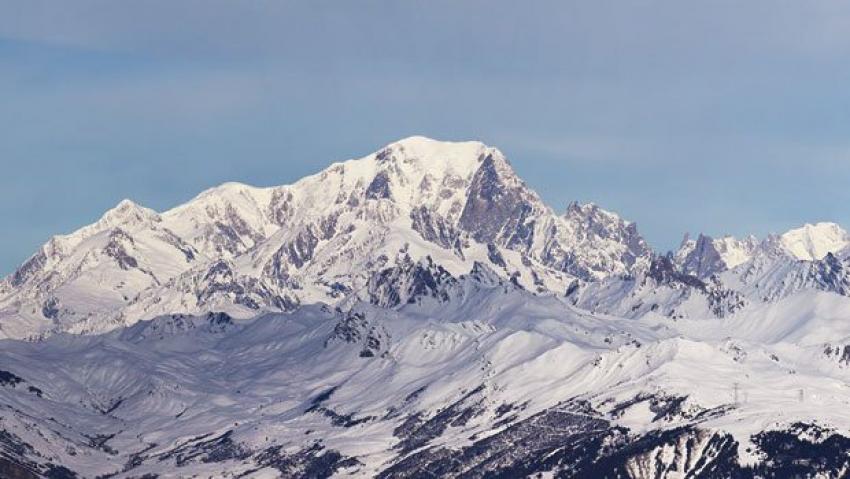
[2,137,850,478]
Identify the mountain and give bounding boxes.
[3,137,850,477]
[777,222,850,261]
[674,223,849,280]
[674,234,760,278]
[571,224,850,322]
[0,136,651,340]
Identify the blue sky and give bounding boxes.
[2,1,850,275]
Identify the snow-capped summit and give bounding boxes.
[378,135,493,177]
[54,198,162,251]
[102,198,158,224]
[777,222,849,261]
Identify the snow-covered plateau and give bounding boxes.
[3,137,850,478]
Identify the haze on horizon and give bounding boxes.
[2,0,850,275]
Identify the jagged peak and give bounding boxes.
[564,201,630,227]
[566,200,612,215]
[675,222,849,274]
[674,232,760,276]
[673,234,724,278]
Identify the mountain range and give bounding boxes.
[2,137,850,478]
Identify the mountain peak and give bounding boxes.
[388,135,488,151]
[98,199,160,228]
[181,181,272,209]
[674,232,760,277]
[375,136,501,180]
[779,222,849,261]
[115,198,139,209]
[198,181,255,196]
[565,201,623,223]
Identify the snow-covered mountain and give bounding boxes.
[0,136,651,340]
[570,222,850,322]
[778,222,850,261]
[675,234,760,278]
[674,223,849,280]
[3,136,850,477]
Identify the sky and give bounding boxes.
[2,1,850,275]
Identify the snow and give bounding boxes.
[779,222,850,261]
[4,283,850,475]
[714,235,759,269]
[2,136,850,475]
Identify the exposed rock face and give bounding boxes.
[647,255,706,290]
[823,343,850,367]
[410,206,462,252]
[367,255,458,308]
[677,234,727,278]
[365,170,393,200]
[378,404,850,479]
[674,233,760,279]
[9,250,47,288]
[104,229,139,270]
[563,202,652,271]
[811,252,850,296]
[325,311,390,358]
[459,154,534,247]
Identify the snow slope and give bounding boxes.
[2,280,850,477]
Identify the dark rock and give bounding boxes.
[487,243,506,268]
[255,443,361,478]
[366,171,392,200]
[0,370,24,387]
